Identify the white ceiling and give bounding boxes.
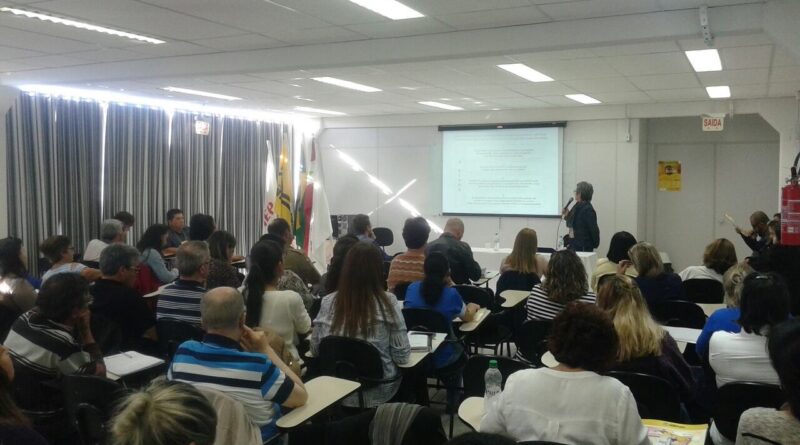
[0,0,797,117]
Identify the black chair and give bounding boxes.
[651,300,707,329]
[156,317,205,361]
[712,382,784,442]
[62,374,127,445]
[515,319,552,366]
[606,371,682,422]
[393,282,411,301]
[373,227,394,247]
[454,285,495,310]
[683,279,724,304]
[462,355,531,398]
[89,314,123,355]
[536,247,556,254]
[0,305,19,342]
[317,336,401,408]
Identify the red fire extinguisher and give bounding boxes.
[782,166,800,246]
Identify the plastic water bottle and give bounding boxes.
[493,232,500,250]
[484,359,502,411]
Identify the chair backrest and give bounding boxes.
[536,247,557,254]
[317,336,386,386]
[62,374,127,440]
[89,314,123,355]
[516,319,552,365]
[651,300,707,329]
[402,308,453,336]
[713,382,784,441]
[463,355,531,397]
[496,271,540,298]
[393,282,411,301]
[606,371,682,422]
[373,227,394,247]
[683,279,725,304]
[199,387,262,445]
[156,317,205,360]
[453,285,494,310]
[75,403,105,445]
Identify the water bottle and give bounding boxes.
[484,359,502,411]
[493,232,500,250]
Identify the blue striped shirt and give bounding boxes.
[168,334,294,440]
[156,279,206,326]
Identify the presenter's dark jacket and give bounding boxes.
[426,233,481,284]
[567,201,600,252]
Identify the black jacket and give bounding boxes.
[425,233,481,284]
[567,201,600,252]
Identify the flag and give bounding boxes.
[308,142,333,272]
[275,133,293,223]
[262,141,277,233]
[294,140,313,252]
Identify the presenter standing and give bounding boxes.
[562,181,600,252]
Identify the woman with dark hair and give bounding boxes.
[404,253,478,368]
[311,242,410,407]
[242,240,310,362]
[137,224,178,285]
[563,181,600,252]
[525,249,595,322]
[481,303,648,444]
[318,234,359,296]
[736,319,800,443]
[189,214,215,241]
[590,231,638,291]
[205,231,241,289]
[0,238,37,315]
[39,235,102,283]
[679,238,738,283]
[0,345,47,444]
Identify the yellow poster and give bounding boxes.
[658,161,682,191]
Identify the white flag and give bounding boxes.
[262,142,277,233]
[308,142,333,272]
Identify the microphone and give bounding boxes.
[563,197,574,210]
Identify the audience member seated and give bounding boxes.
[735,319,800,444]
[404,253,477,370]
[597,275,697,408]
[387,217,430,292]
[110,380,217,445]
[349,213,392,261]
[268,217,320,286]
[628,241,684,309]
[165,208,190,250]
[481,303,648,444]
[0,237,37,315]
[426,218,481,285]
[734,211,770,258]
[39,235,101,283]
[112,211,135,235]
[679,238,737,283]
[206,230,241,290]
[311,242,410,407]
[260,233,314,311]
[591,231,638,292]
[169,287,307,441]
[90,244,156,351]
[318,234,359,297]
[0,345,48,445]
[137,224,179,285]
[82,218,126,263]
[496,228,547,296]
[695,262,751,359]
[242,240,311,363]
[155,241,210,327]
[189,213,216,241]
[5,274,105,409]
[525,249,595,321]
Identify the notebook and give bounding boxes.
[408,331,434,352]
[105,351,165,377]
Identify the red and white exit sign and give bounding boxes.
[702,116,724,132]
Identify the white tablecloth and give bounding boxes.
[472,247,598,280]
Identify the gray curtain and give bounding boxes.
[103,104,170,244]
[6,94,103,273]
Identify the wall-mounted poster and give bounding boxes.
[658,161,682,191]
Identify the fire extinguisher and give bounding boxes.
[782,164,800,246]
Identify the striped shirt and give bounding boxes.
[155,279,207,326]
[168,334,294,440]
[525,284,596,321]
[387,251,426,291]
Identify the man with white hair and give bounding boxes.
[82,219,126,262]
[426,217,482,284]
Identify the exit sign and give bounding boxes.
[702,116,724,132]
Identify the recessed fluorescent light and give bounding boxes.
[497,63,554,83]
[347,0,424,20]
[311,77,382,93]
[0,7,165,44]
[565,94,601,105]
[685,49,722,72]
[161,87,242,101]
[295,106,347,116]
[418,101,464,111]
[706,85,731,99]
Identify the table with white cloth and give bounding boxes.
[472,248,598,280]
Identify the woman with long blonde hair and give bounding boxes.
[597,275,696,405]
[497,228,549,296]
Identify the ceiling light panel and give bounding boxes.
[0,7,165,44]
[565,94,601,104]
[418,101,464,111]
[295,106,347,116]
[685,49,722,72]
[162,87,242,101]
[706,85,731,98]
[497,63,554,82]
[347,0,424,20]
[312,77,382,92]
